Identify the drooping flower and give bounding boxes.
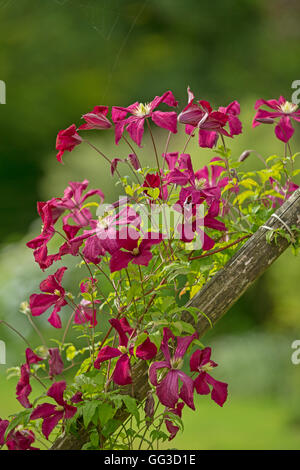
[190,347,228,407]
[178,88,241,148]
[30,381,77,439]
[164,402,185,441]
[79,106,112,130]
[94,317,157,386]
[48,348,64,378]
[112,91,178,147]
[29,267,68,328]
[149,328,197,410]
[56,124,82,163]
[16,348,43,409]
[107,227,164,273]
[253,96,300,143]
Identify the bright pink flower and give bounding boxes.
[30,381,77,439]
[70,392,83,404]
[29,267,68,328]
[253,96,300,143]
[108,227,164,273]
[79,106,112,130]
[56,124,82,163]
[165,402,184,441]
[16,348,43,409]
[149,328,197,410]
[178,88,241,148]
[74,298,100,327]
[94,317,157,386]
[60,179,104,228]
[0,419,9,446]
[177,202,226,250]
[190,347,228,407]
[112,91,178,147]
[48,348,64,378]
[268,178,299,208]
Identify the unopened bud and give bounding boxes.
[144,392,155,426]
[255,117,275,124]
[238,150,253,162]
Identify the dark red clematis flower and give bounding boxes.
[164,402,185,441]
[112,91,178,147]
[74,298,100,327]
[190,347,228,407]
[253,96,300,143]
[107,227,164,273]
[94,317,157,386]
[30,381,77,439]
[79,105,112,130]
[48,348,64,378]
[16,348,43,409]
[149,328,197,410]
[56,124,82,163]
[29,267,68,328]
[178,87,242,148]
[143,172,168,200]
[0,419,39,451]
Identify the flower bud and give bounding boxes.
[238,150,253,162]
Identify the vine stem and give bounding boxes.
[188,234,251,260]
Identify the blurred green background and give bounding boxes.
[0,0,300,450]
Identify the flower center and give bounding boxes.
[55,405,65,412]
[195,178,206,190]
[199,361,214,372]
[170,357,183,370]
[132,247,140,256]
[118,346,127,354]
[279,101,298,114]
[54,289,61,296]
[133,102,152,117]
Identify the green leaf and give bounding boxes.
[122,395,140,426]
[82,401,99,428]
[98,402,115,426]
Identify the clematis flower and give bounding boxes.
[143,172,168,200]
[112,91,178,147]
[267,178,299,208]
[177,201,226,250]
[149,328,197,410]
[190,347,228,407]
[164,402,185,441]
[0,419,38,451]
[30,381,77,439]
[79,105,112,130]
[94,317,157,386]
[16,348,43,409]
[253,96,300,143]
[178,88,241,148]
[29,267,68,328]
[56,124,82,163]
[107,227,164,273]
[74,298,100,327]
[59,179,104,228]
[48,348,64,378]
